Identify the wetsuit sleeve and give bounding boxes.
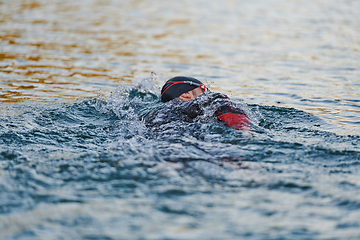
[215,104,250,130]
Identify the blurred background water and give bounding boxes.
[1,0,359,134]
[0,0,360,239]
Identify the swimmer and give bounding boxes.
[145,76,251,131]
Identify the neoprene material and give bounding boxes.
[145,90,251,131]
[217,112,250,130]
[161,76,205,102]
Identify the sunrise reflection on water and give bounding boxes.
[0,0,359,134]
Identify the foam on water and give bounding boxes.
[1,76,359,239]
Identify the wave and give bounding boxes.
[1,75,360,239]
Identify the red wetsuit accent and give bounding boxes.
[214,97,251,130]
[217,112,250,130]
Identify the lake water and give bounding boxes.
[1,0,360,239]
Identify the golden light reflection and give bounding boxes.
[21,2,41,10]
[0,0,359,134]
[0,0,209,103]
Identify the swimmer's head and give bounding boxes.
[161,76,207,102]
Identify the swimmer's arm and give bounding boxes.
[217,111,251,131]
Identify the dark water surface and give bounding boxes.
[1,77,360,239]
[1,0,360,239]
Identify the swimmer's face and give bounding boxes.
[177,87,203,101]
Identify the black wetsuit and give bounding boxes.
[143,92,250,129]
